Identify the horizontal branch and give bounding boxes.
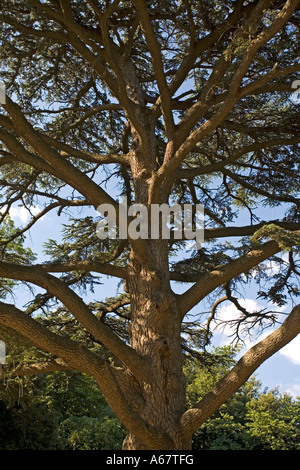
[223,168,300,205]
[60,104,124,133]
[40,260,127,279]
[204,221,300,240]
[170,81,295,112]
[0,358,72,377]
[170,221,300,283]
[180,303,300,438]
[177,136,300,178]
[178,234,300,317]
[41,134,130,166]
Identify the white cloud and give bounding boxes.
[212,299,267,343]
[265,252,289,275]
[1,205,41,224]
[284,382,300,399]
[280,334,300,366]
[246,253,289,279]
[211,299,286,350]
[9,206,31,223]
[212,297,300,370]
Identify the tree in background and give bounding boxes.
[0,0,299,450]
[0,368,125,450]
[1,345,299,450]
[0,313,126,450]
[184,348,300,450]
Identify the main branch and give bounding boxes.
[0,262,150,382]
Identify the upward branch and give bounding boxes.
[132,0,175,141]
[0,299,106,375]
[180,303,300,438]
[157,0,299,182]
[2,97,118,209]
[0,262,150,382]
[0,299,172,449]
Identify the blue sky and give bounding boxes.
[3,200,300,400]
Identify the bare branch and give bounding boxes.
[177,136,300,178]
[223,168,300,206]
[204,221,300,241]
[41,134,130,165]
[40,260,127,279]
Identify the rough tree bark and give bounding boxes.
[123,242,189,450]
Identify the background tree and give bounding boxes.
[0,0,299,450]
[0,368,126,450]
[1,344,299,450]
[185,349,300,450]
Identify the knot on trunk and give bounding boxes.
[153,336,172,359]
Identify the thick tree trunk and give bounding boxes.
[123,240,190,450]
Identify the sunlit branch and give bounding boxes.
[0,262,150,382]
